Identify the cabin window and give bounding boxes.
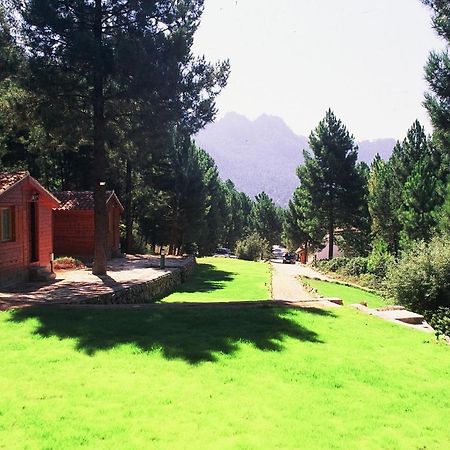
[0,206,14,242]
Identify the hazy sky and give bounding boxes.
[192,0,445,140]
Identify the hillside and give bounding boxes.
[195,112,396,206]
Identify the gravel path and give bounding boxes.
[271,261,341,308]
[271,261,324,301]
[292,264,333,281]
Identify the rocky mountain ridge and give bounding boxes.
[195,112,396,205]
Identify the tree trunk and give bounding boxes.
[327,189,335,260]
[92,0,107,275]
[169,222,177,255]
[124,158,133,253]
[328,218,334,260]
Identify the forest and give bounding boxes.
[0,1,270,267]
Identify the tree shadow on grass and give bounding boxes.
[8,305,335,364]
[170,263,236,294]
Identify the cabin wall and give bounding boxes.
[0,186,28,286]
[0,182,55,287]
[54,202,121,259]
[53,210,95,258]
[37,205,53,268]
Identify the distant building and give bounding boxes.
[295,232,345,264]
[0,171,60,287]
[53,191,123,259]
[308,235,344,263]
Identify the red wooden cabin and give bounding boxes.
[53,191,123,259]
[0,171,60,287]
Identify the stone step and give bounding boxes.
[324,297,343,305]
[378,309,425,325]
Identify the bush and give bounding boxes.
[427,307,450,339]
[235,233,270,261]
[320,257,349,272]
[367,239,394,279]
[341,257,368,276]
[316,257,368,277]
[384,235,450,313]
[53,256,85,270]
[313,259,329,270]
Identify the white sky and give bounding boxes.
[192,0,446,140]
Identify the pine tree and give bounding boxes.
[400,155,441,244]
[283,185,323,252]
[15,0,229,273]
[423,1,450,146]
[297,109,365,259]
[249,192,282,246]
[390,120,430,185]
[436,183,450,235]
[389,121,445,246]
[368,155,402,253]
[222,180,252,251]
[196,148,227,255]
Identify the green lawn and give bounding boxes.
[162,257,271,302]
[1,262,449,449]
[303,277,387,308]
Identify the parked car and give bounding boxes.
[271,249,284,259]
[282,252,297,264]
[213,248,232,257]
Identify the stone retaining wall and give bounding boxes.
[70,257,196,305]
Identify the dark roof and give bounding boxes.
[0,171,60,206]
[55,191,123,211]
[0,171,28,196]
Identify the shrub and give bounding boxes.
[341,257,368,276]
[427,307,450,339]
[53,256,85,270]
[367,239,394,279]
[323,257,349,272]
[384,235,450,313]
[235,233,270,261]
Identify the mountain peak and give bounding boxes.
[196,112,395,206]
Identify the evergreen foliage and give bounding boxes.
[249,192,282,246]
[0,1,255,260]
[368,121,446,252]
[5,0,230,271]
[235,232,270,261]
[294,110,366,259]
[436,183,450,235]
[222,180,253,250]
[368,155,402,253]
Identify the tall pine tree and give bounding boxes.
[15,0,228,274]
[249,192,282,246]
[297,110,365,259]
[368,155,402,253]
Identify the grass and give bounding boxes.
[303,277,387,308]
[1,305,449,449]
[0,261,449,448]
[162,257,271,302]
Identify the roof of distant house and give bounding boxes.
[55,191,124,212]
[0,171,29,196]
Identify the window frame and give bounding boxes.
[0,206,15,243]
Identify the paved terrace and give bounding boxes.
[0,255,191,310]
